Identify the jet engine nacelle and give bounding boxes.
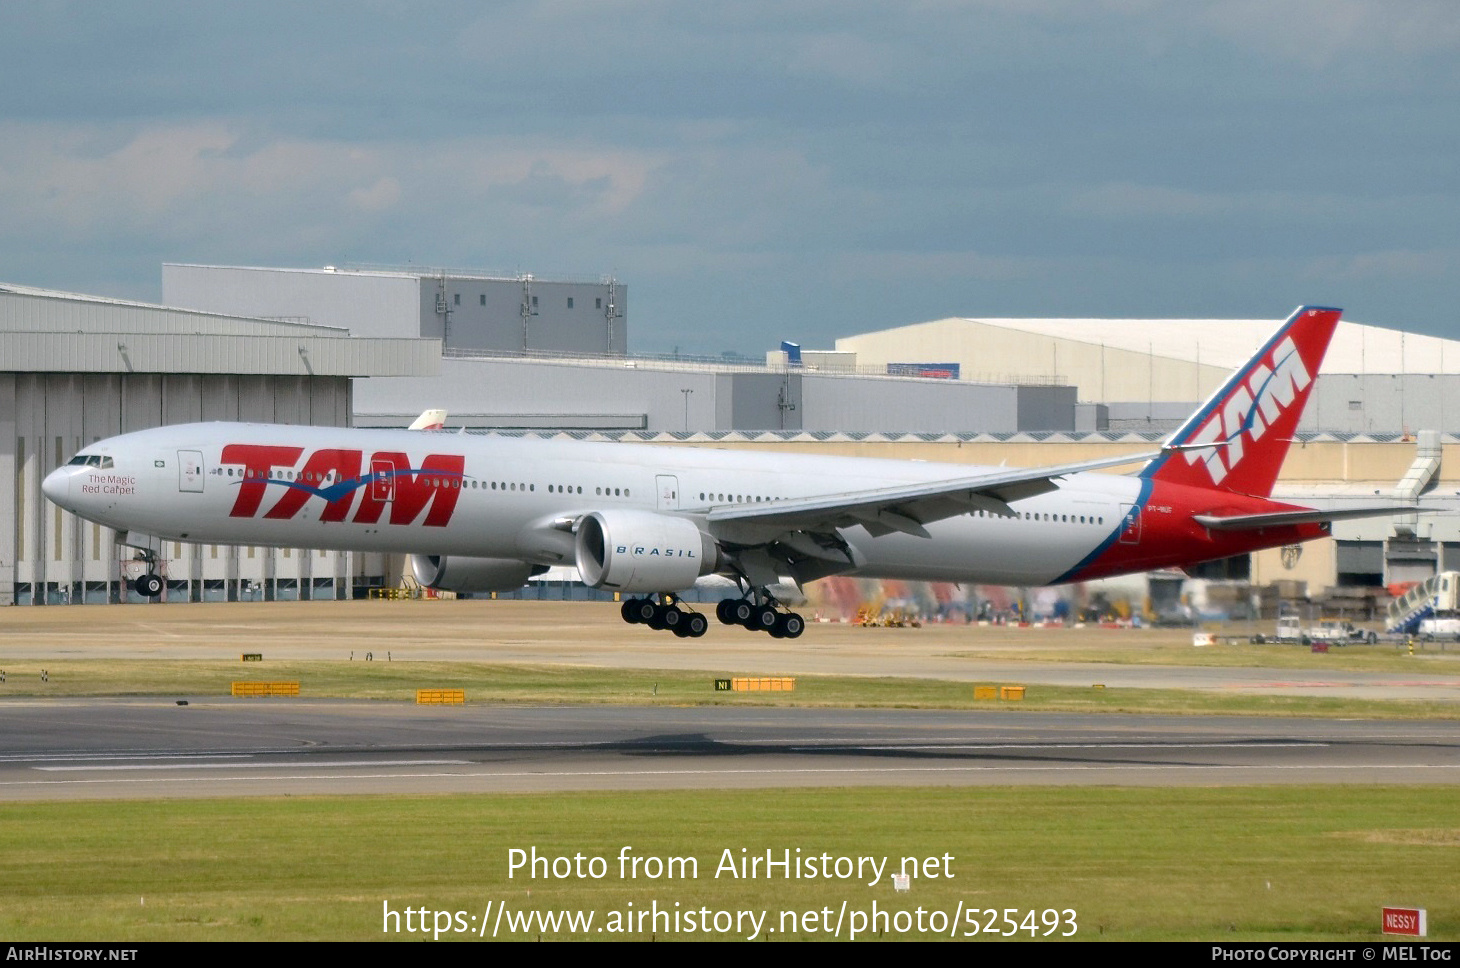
[574,510,720,592]
[409,554,547,593]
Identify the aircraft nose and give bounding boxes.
[42,466,70,507]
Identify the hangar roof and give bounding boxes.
[0,283,438,377]
[841,316,1460,375]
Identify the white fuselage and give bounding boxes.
[43,422,1144,587]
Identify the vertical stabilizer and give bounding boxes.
[408,409,448,431]
[1143,306,1341,497]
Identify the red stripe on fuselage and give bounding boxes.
[1068,479,1327,582]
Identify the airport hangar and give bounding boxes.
[6,267,1074,606]
[7,263,1460,606]
[1,283,437,606]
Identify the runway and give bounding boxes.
[0,699,1456,800]
[3,601,1458,800]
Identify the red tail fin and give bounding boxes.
[1142,306,1341,497]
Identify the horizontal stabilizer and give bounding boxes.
[1193,503,1426,531]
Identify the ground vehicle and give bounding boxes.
[1251,615,1376,646]
[1389,572,1460,637]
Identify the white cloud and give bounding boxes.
[347,176,402,212]
[0,122,241,228]
[0,120,659,235]
[1198,0,1460,65]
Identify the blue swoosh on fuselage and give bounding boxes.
[232,469,468,502]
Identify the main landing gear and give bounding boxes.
[619,590,806,639]
[620,594,709,638]
[715,596,805,639]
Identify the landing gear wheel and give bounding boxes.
[716,599,739,625]
[629,599,659,625]
[731,599,756,627]
[685,613,709,638]
[776,612,805,639]
[134,573,163,598]
[753,605,779,631]
[622,598,645,623]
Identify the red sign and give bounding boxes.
[1382,906,1426,937]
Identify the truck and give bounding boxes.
[1251,615,1376,645]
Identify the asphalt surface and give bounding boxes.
[2,600,1457,799]
[0,699,1455,800]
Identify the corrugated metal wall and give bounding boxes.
[4,372,391,606]
[162,265,627,357]
[355,357,1062,433]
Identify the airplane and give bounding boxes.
[42,305,1417,638]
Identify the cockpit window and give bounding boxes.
[67,455,113,469]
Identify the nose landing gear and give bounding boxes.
[133,573,164,598]
[122,543,164,599]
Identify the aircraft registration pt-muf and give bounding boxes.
[43,306,1413,638]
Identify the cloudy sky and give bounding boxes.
[2,1,1457,354]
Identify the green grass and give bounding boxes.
[0,787,1454,941]
[0,658,1455,719]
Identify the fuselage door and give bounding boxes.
[656,474,680,511]
[370,458,396,503]
[1118,504,1142,544]
[178,450,205,492]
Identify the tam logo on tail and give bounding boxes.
[1146,306,1341,497]
[1180,333,1312,486]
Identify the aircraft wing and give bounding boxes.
[703,448,1162,540]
